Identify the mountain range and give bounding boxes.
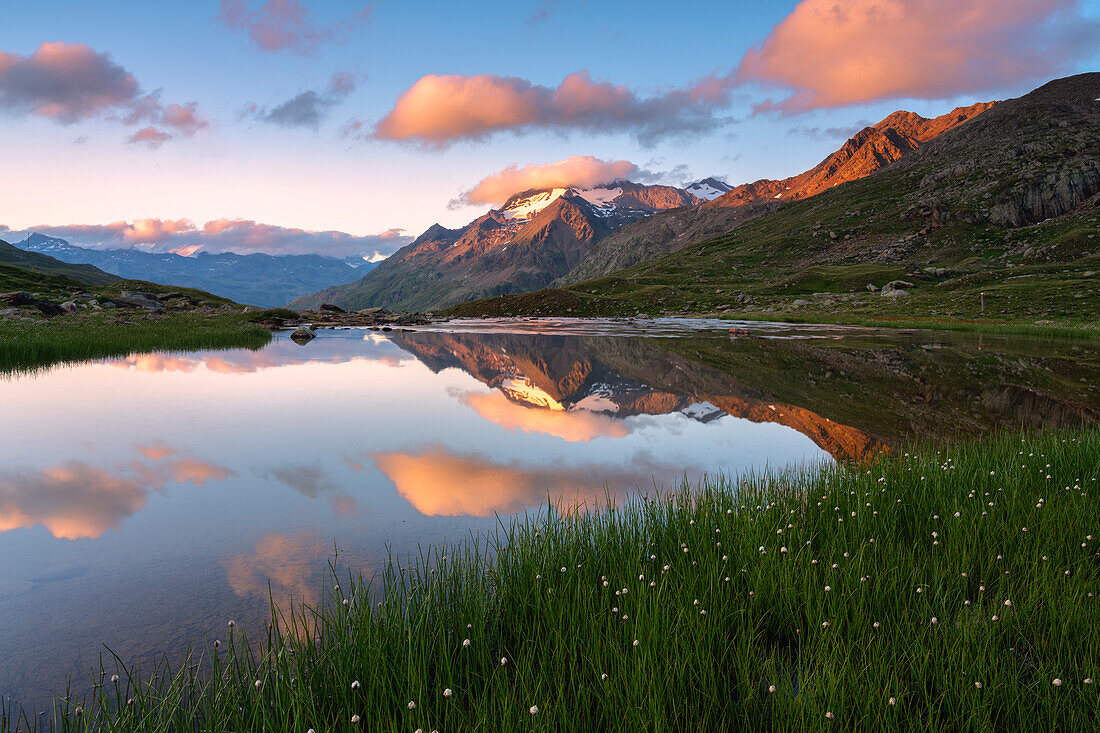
[11,234,375,307]
[292,101,997,313]
[447,73,1100,322]
[289,181,703,312]
[560,101,996,283]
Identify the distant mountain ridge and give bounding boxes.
[290,180,701,312]
[13,234,375,307]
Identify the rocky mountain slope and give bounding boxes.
[449,74,1099,325]
[290,182,699,312]
[0,239,119,287]
[561,102,995,283]
[13,234,374,307]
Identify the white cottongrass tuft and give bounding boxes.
[530,705,539,715]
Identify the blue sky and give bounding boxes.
[1,0,1097,257]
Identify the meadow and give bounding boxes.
[0,312,271,375]
[3,429,1097,732]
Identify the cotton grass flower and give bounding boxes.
[1052,679,1062,687]
[408,700,416,709]
[444,688,453,697]
[530,705,539,714]
[462,639,470,647]
[351,715,360,723]
[351,680,360,689]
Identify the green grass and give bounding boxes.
[718,313,1100,340]
[7,429,1097,731]
[0,311,272,374]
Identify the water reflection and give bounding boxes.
[373,447,686,517]
[1,320,1097,711]
[0,448,234,539]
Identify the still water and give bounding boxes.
[2,319,1097,710]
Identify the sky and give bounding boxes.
[1,0,1097,259]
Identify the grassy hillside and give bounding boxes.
[0,239,119,286]
[447,75,1100,331]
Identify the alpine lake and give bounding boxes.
[2,318,1097,712]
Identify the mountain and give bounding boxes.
[290,181,699,312]
[388,330,884,461]
[559,102,995,284]
[13,233,375,307]
[0,239,119,286]
[448,74,1099,324]
[684,178,733,201]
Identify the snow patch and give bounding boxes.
[571,393,620,413]
[681,401,724,421]
[686,179,732,201]
[575,186,623,208]
[501,188,566,220]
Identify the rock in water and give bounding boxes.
[320,303,346,313]
[290,326,316,344]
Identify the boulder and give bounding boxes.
[290,326,316,344]
[866,284,879,292]
[34,300,65,316]
[112,291,165,310]
[881,288,909,299]
[0,291,34,306]
[882,280,915,293]
[59,301,80,314]
[320,303,346,313]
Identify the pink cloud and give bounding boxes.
[219,0,373,55]
[363,71,728,147]
[0,42,138,122]
[127,126,172,148]
[736,0,1099,112]
[20,219,410,258]
[0,42,207,143]
[458,156,642,207]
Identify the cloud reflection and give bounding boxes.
[372,447,683,517]
[264,463,360,516]
[224,532,325,615]
[0,447,234,539]
[109,340,412,375]
[462,390,630,442]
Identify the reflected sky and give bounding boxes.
[3,321,1096,711]
[0,328,834,710]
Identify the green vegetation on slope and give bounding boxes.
[446,76,1100,331]
[446,176,1100,331]
[8,429,1097,732]
[0,240,119,286]
[0,311,272,374]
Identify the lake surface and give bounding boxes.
[2,319,1098,711]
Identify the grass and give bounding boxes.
[5,428,1097,731]
[718,313,1100,340]
[0,311,272,374]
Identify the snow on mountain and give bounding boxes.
[685,178,733,201]
[500,189,567,220]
